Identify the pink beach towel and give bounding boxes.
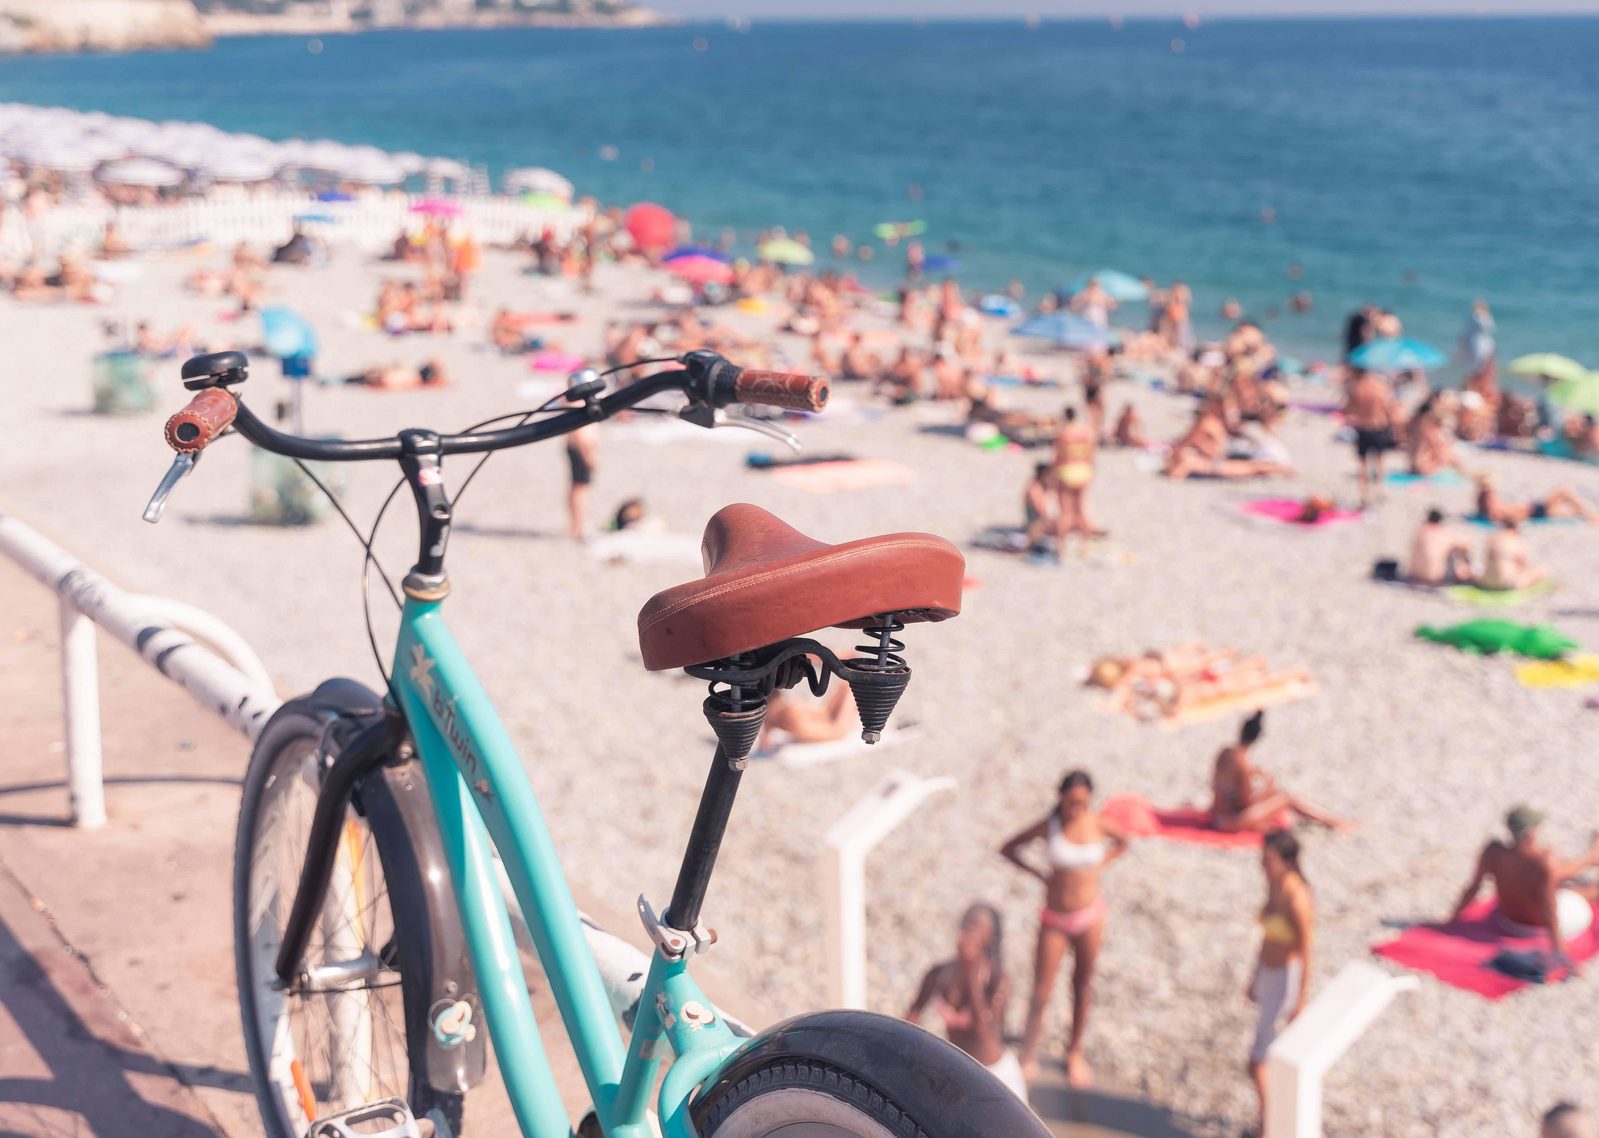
[769,459,914,494]
[1101,794,1291,850]
[1240,498,1362,527]
[530,350,588,373]
[1371,899,1599,999]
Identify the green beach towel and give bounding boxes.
[1443,581,1556,608]
[1414,619,1578,660]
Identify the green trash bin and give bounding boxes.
[249,446,339,526]
[91,351,154,415]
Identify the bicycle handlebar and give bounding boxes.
[159,350,830,463]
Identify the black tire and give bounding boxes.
[693,1011,1050,1138]
[234,698,465,1138]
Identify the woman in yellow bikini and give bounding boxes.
[1247,830,1314,1133]
[1052,406,1102,542]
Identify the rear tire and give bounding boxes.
[234,700,465,1138]
[692,1011,1049,1138]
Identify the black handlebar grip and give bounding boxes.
[165,387,238,453]
[733,370,830,413]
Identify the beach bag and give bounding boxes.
[1487,950,1551,984]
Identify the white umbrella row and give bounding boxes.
[0,103,510,190]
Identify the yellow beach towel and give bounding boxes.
[1515,655,1599,690]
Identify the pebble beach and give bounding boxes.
[5,233,1599,1138]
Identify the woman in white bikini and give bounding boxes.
[1000,770,1127,1088]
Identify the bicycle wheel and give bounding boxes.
[235,699,464,1138]
[693,1011,1050,1138]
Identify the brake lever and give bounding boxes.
[142,452,197,524]
[678,404,802,454]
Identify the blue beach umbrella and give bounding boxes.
[1064,269,1148,303]
[260,307,319,359]
[663,245,729,263]
[1349,337,1446,372]
[979,294,1021,318]
[1014,313,1118,350]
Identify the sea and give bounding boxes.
[4,16,1598,368]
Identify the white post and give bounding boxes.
[1264,961,1418,1138]
[58,598,107,829]
[821,770,957,1009]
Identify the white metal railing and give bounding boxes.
[0,513,282,827]
[821,769,956,1008]
[0,192,587,261]
[1265,961,1418,1138]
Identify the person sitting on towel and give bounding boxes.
[1211,712,1354,833]
[1480,519,1547,591]
[1450,806,1599,973]
[1407,507,1475,585]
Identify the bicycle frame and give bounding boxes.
[392,594,743,1138]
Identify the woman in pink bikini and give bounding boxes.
[1000,769,1128,1088]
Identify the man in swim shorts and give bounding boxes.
[1345,368,1400,507]
[1450,806,1599,973]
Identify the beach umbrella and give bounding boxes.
[1013,312,1117,350]
[1064,269,1148,303]
[663,245,729,263]
[391,151,426,175]
[979,294,1021,318]
[97,156,183,188]
[923,254,961,274]
[1546,371,1599,416]
[1349,337,1447,372]
[1508,353,1588,386]
[756,238,815,266]
[667,255,734,286]
[503,166,573,199]
[202,152,280,183]
[344,156,406,186]
[260,307,318,359]
[315,190,355,203]
[410,198,463,218]
[625,202,677,251]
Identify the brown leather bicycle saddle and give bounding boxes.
[637,503,965,671]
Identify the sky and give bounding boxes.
[650,0,1599,16]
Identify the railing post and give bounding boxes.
[820,770,956,1009]
[58,597,106,829]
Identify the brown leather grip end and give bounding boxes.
[733,370,830,413]
[164,387,238,453]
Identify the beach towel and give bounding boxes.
[1100,795,1290,850]
[1371,900,1599,999]
[769,459,914,494]
[1160,677,1318,728]
[585,531,701,566]
[1464,514,1581,527]
[1239,498,1362,528]
[1514,655,1599,690]
[1387,470,1467,486]
[1414,620,1578,660]
[529,350,587,373]
[754,723,921,769]
[1443,581,1556,608]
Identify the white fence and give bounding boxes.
[0,191,587,262]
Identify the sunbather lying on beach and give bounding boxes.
[1162,399,1293,480]
[1408,507,1475,585]
[755,683,857,752]
[1474,474,1597,525]
[1449,806,1599,972]
[1088,648,1310,721]
[1211,712,1353,832]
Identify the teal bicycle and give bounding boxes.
[146,349,1046,1138]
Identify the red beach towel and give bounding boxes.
[1239,498,1362,527]
[1371,899,1599,999]
[1101,794,1291,850]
